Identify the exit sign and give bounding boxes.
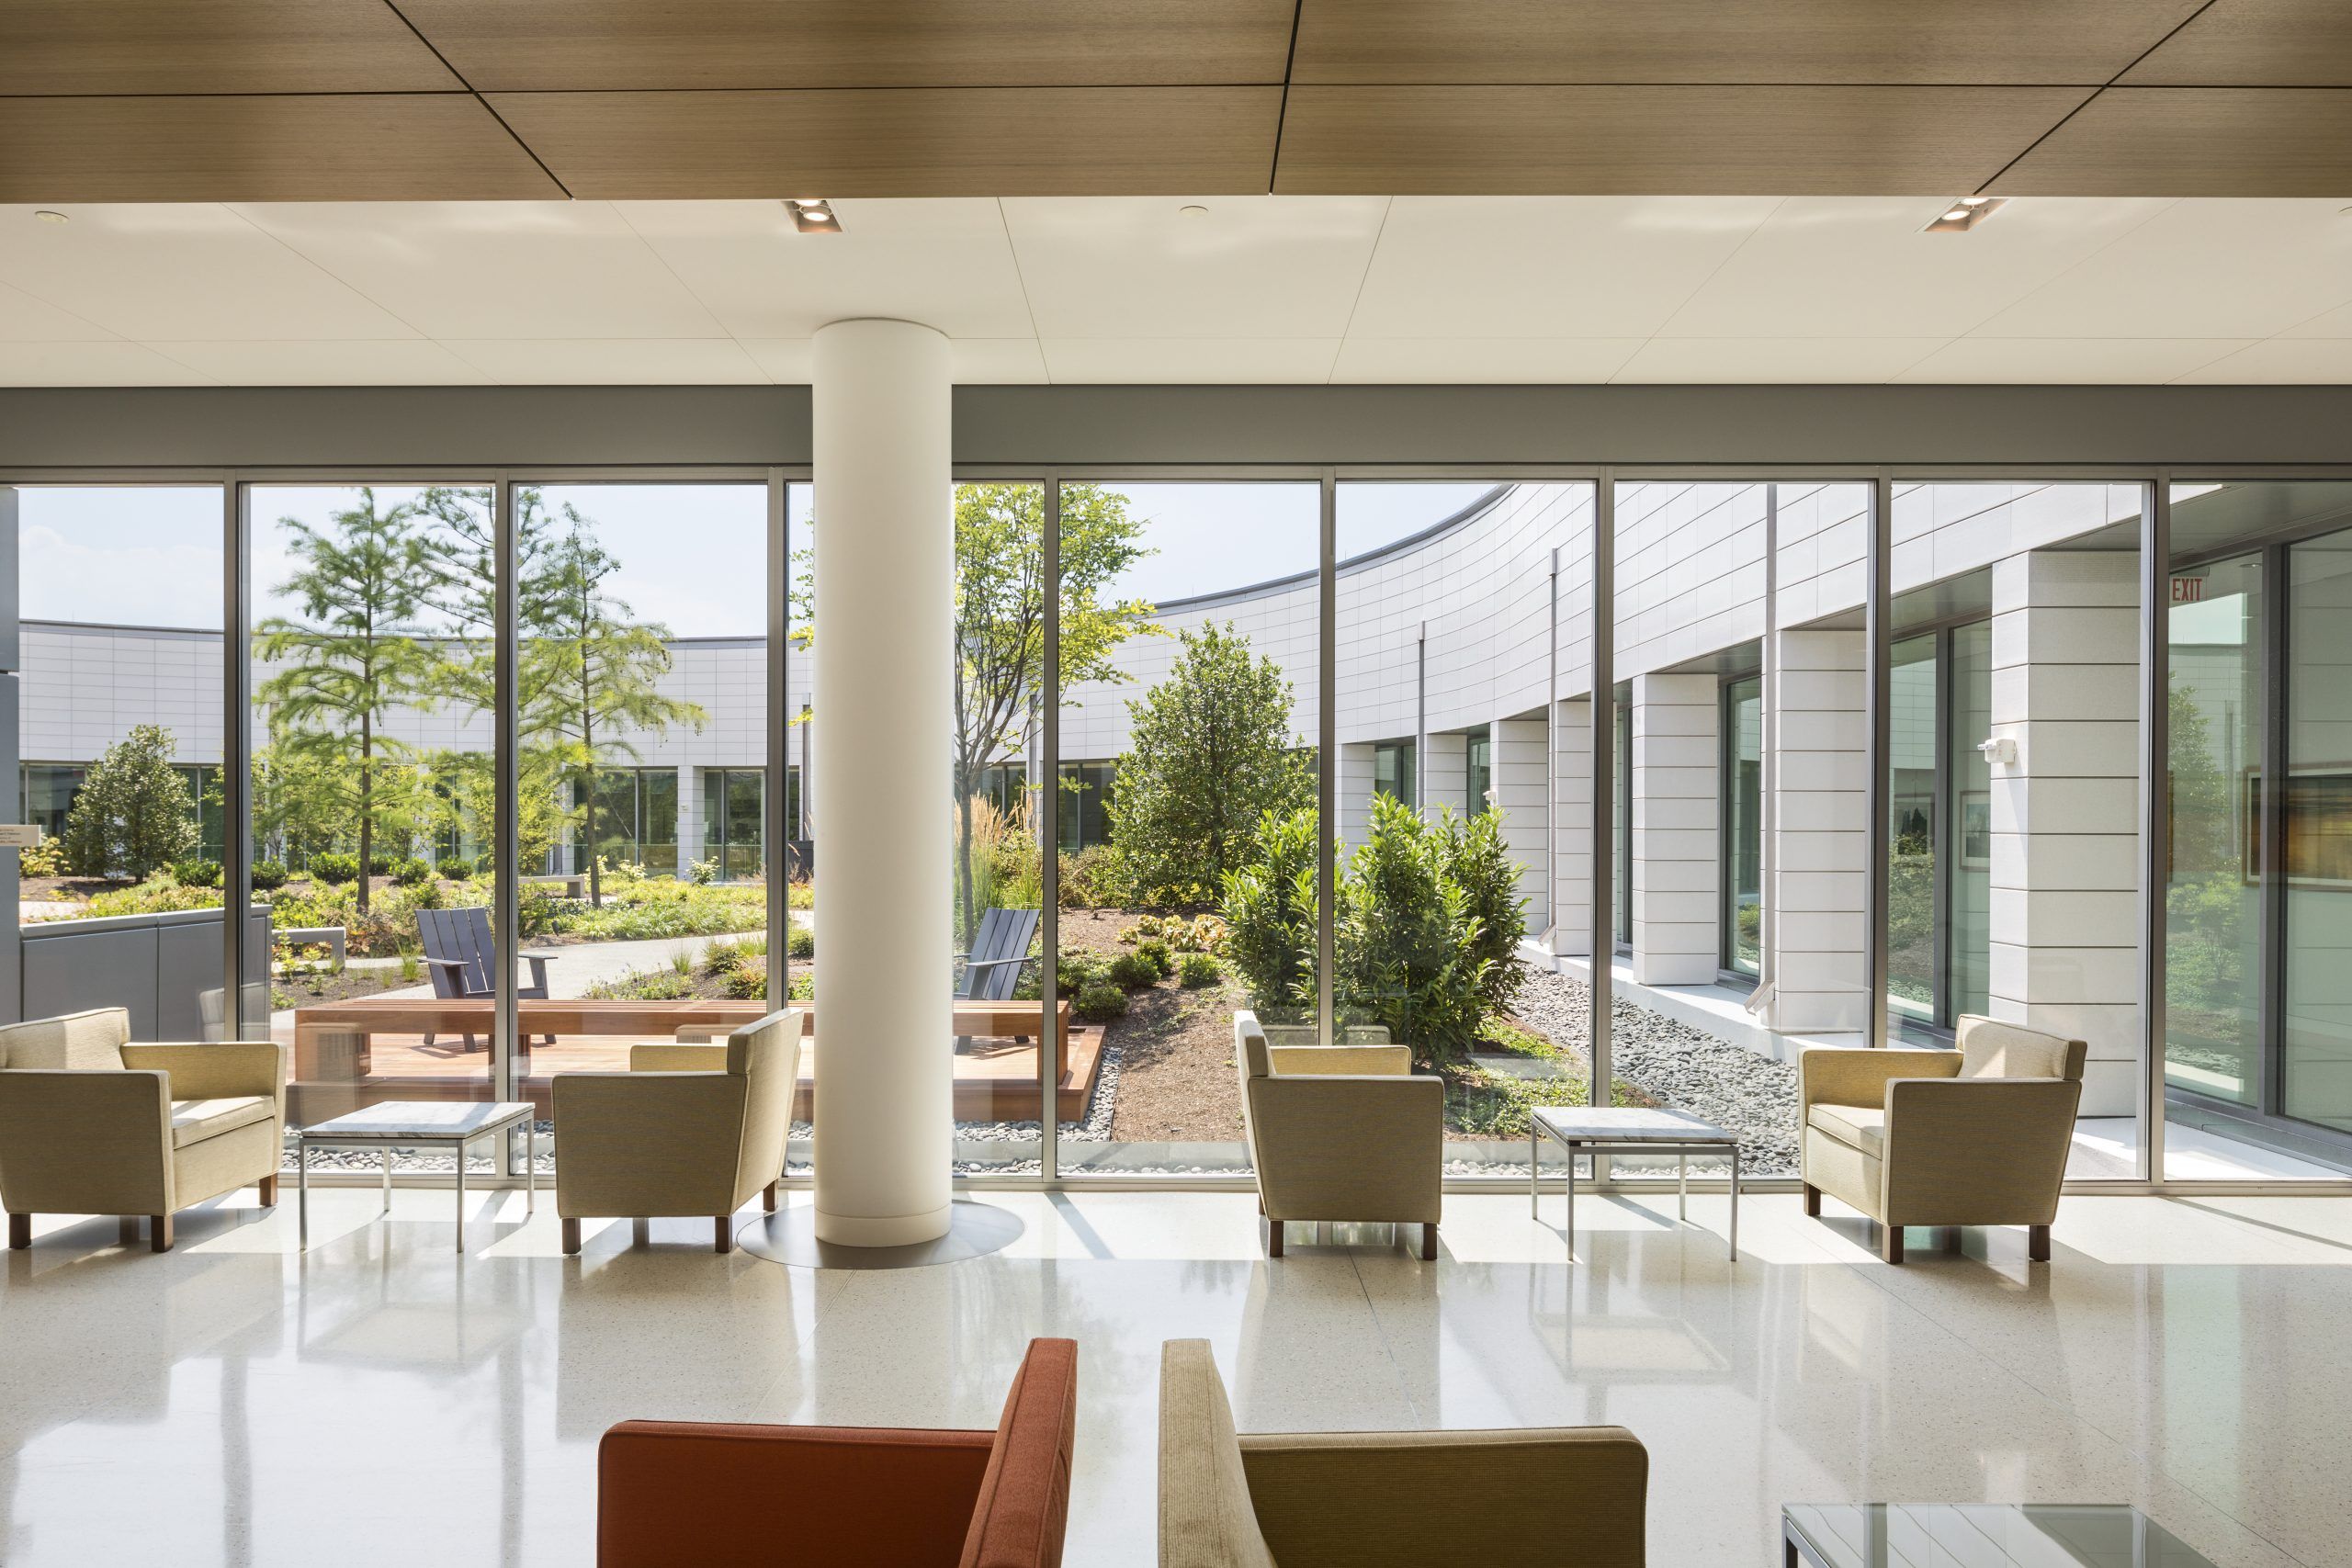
[2171,576,2207,604]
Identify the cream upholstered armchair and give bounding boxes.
[1234,1010,1442,1260]
[553,1007,801,1256]
[1800,1015,2086,1264]
[1159,1338,1646,1568]
[0,1007,287,1253]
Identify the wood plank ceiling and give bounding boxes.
[1,0,2347,202]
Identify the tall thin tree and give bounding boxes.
[254,487,441,911]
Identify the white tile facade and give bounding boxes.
[1769,628,1870,1033]
[1989,549,2143,1119]
[1630,672,1719,986]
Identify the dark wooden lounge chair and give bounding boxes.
[956,907,1040,1048]
[419,906,557,1050]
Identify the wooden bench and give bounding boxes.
[288,997,1084,1123]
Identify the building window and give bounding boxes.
[21,761,222,866]
[702,768,763,881]
[1465,726,1492,813]
[1057,761,1116,853]
[570,766,680,875]
[1721,675,1762,976]
[1373,740,1417,808]
[1613,703,1631,947]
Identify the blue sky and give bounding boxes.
[15,480,1492,634]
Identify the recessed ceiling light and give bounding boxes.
[33,209,68,226]
[1924,196,2005,233]
[1179,204,1209,219]
[782,199,841,234]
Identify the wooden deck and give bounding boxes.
[284,998,1097,1125]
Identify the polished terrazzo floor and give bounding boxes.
[3,1187,2347,1566]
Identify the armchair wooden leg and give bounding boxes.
[8,1212,28,1249]
[1419,1223,1437,1262]
[561,1218,582,1256]
[258,1175,279,1207]
[763,1182,777,1213]
[1266,1217,1283,1258]
[151,1214,174,1253]
[119,1218,142,1246]
[1880,1224,1905,1265]
[2029,1224,2051,1262]
[1803,1182,1821,1217]
[714,1217,733,1255]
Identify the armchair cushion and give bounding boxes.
[1159,1339,1278,1568]
[1267,1044,1412,1077]
[1955,1015,2086,1082]
[0,1007,130,1071]
[168,1096,274,1149]
[1805,1100,1884,1160]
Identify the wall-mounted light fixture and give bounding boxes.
[1978,736,2018,767]
[783,199,841,233]
[1925,197,2005,233]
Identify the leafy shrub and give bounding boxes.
[1072,981,1128,1022]
[787,923,815,959]
[787,970,815,1002]
[1057,844,1120,908]
[368,855,395,877]
[249,859,289,891]
[308,852,360,886]
[1133,938,1173,979]
[171,859,223,888]
[62,723,198,880]
[392,857,435,887]
[1436,806,1530,1021]
[725,956,769,1000]
[786,880,815,909]
[1178,952,1223,988]
[437,855,476,882]
[703,940,748,976]
[1055,948,1108,994]
[1105,952,1160,990]
[83,877,226,919]
[530,879,766,942]
[1132,911,1224,953]
[1218,808,1320,1021]
[688,858,718,886]
[18,839,66,878]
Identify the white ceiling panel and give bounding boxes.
[2172,338,2352,384]
[1612,337,1946,383]
[1330,336,1641,383]
[0,205,413,342]
[1894,336,2254,384]
[0,340,213,386]
[236,201,727,341]
[1659,196,2173,340]
[0,279,112,342]
[445,338,768,385]
[616,199,1035,341]
[1039,337,1341,383]
[1975,199,2352,342]
[1003,196,1386,339]
[147,339,494,386]
[1344,197,1780,340]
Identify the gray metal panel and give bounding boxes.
[0,484,18,672]
[155,915,220,1041]
[5,386,2352,471]
[25,924,159,1038]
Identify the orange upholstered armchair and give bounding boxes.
[598,1337,1078,1568]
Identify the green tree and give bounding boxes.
[526,521,706,905]
[254,487,442,910]
[793,483,1159,942]
[62,724,198,880]
[1109,623,1311,907]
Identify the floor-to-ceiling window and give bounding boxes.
[1056,479,1319,1178]
[1887,633,1939,1029]
[2160,483,2352,1177]
[1722,673,1762,977]
[1944,620,1994,1021]
[11,485,233,1044]
[1372,739,1416,807]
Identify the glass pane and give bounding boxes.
[1944,619,1994,1021]
[1058,481,1320,1179]
[1724,675,1762,976]
[2283,530,2352,1135]
[950,481,1046,1177]
[250,482,500,1140]
[512,482,769,1179]
[1887,633,1938,1027]
[2165,553,2263,1109]
[12,485,235,1050]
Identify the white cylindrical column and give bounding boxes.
[811,318,953,1247]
